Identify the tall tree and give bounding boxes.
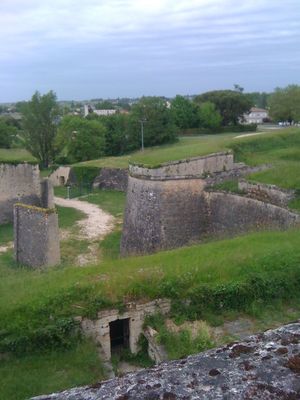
[198,101,222,130]
[195,90,253,126]
[22,91,59,167]
[268,85,300,122]
[0,118,17,148]
[128,97,178,149]
[56,115,106,163]
[170,95,199,129]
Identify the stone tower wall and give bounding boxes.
[120,176,207,256]
[14,204,60,268]
[0,163,41,224]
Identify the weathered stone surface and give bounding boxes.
[121,176,208,256]
[93,168,128,191]
[81,299,171,360]
[0,163,41,224]
[32,321,300,399]
[130,152,234,179]
[207,191,300,237]
[49,166,76,187]
[14,203,60,268]
[238,180,295,207]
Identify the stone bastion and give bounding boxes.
[121,152,300,256]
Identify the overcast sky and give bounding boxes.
[0,0,299,102]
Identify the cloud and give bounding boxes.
[0,0,299,100]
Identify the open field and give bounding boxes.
[0,148,37,163]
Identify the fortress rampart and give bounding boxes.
[121,153,300,256]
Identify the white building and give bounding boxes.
[244,107,269,124]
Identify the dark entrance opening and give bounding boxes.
[109,318,130,352]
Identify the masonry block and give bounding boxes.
[14,203,60,268]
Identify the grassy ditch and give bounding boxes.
[1,228,300,355]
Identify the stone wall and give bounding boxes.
[129,151,234,179]
[0,163,41,224]
[49,166,76,186]
[14,203,60,268]
[32,321,300,400]
[207,191,300,238]
[238,179,295,207]
[80,299,170,360]
[93,167,128,191]
[121,176,208,256]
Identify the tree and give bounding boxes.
[56,115,106,163]
[0,118,17,148]
[268,85,300,122]
[101,113,130,156]
[195,90,253,126]
[170,95,199,129]
[128,97,178,149]
[198,101,222,130]
[22,91,59,167]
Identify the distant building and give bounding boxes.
[243,107,269,124]
[84,105,116,117]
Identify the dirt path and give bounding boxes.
[54,197,115,265]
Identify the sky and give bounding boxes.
[0,0,299,102]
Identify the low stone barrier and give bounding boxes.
[238,179,295,207]
[129,151,234,179]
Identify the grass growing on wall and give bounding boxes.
[0,339,106,400]
[0,148,37,164]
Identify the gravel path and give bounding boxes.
[54,196,115,240]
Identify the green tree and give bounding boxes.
[170,95,199,129]
[56,115,106,163]
[0,118,17,148]
[268,85,300,122]
[198,101,222,130]
[21,91,59,167]
[195,90,253,126]
[129,97,178,149]
[101,113,130,156]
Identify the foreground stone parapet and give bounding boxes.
[32,321,300,399]
[14,203,60,268]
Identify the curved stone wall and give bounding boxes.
[0,163,41,224]
[120,176,207,256]
[207,191,300,238]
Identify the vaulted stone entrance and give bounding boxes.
[110,318,130,352]
[81,299,171,360]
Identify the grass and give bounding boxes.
[56,205,86,229]
[0,148,37,163]
[73,133,238,169]
[0,223,13,244]
[82,190,126,217]
[1,228,300,339]
[231,128,300,190]
[0,339,106,400]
